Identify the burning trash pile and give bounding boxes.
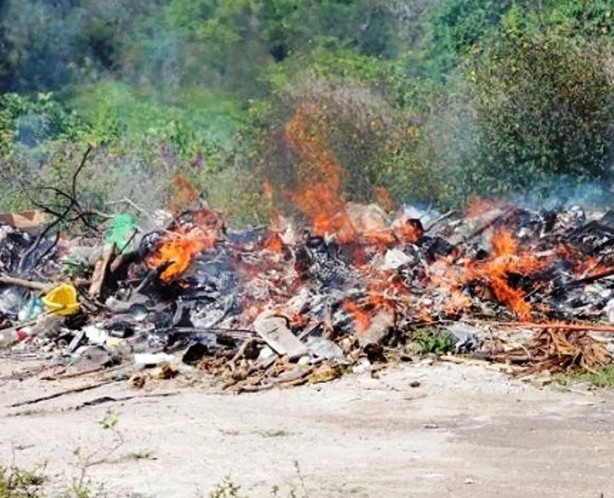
[1,191,614,390]
[1,115,614,391]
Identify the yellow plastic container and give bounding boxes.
[42,284,80,316]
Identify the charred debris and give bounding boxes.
[2,153,614,392]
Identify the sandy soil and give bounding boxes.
[1,358,613,498]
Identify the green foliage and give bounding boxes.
[0,93,87,154]
[411,328,454,355]
[0,466,44,498]
[545,0,614,38]
[63,485,103,498]
[0,0,614,217]
[466,31,614,196]
[67,81,236,160]
[209,477,246,498]
[0,0,168,93]
[425,0,513,76]
[61,256,91,279]
[97,409,120,431]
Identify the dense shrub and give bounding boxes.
[1,0,614,219]
[467,32,614,195]
[0,93,88,154]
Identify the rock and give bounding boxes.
[308,363,342,384]
[258,346,277,361]
[305,336,346,362]
[72,345,114,371]
[254,311,308,360]
[598,210,614,230]
[444,323,480,353]
[352,357,372,374]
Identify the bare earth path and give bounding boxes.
[1,359,613,498]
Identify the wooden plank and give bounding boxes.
[88,244,115,298]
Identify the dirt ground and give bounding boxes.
[1,358,613,498]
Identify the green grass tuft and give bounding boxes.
[555,365,614,389]
[0,466,44,498]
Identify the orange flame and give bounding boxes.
[427,257,472,316]
[261,231,285,253]
[146,210,223,282]
[146,229,213,282]
[393,220,423,244]
[468,229,544,319]
[343,300,371,334]
[284,105,358,243]
[424,228,549,320]
[556,243,574,261]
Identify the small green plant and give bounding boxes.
[0,466,44,498]
[65,484,102,498]
[204,462,310,498]
[96,410,120,431]
[208,477,245,498]
[64,410,123,498]
[412,328,454,355]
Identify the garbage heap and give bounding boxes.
[1,196,614,391]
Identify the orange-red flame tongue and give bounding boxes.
[146,227,215,282]
[464,228,545,319]
[284,105,358,243]
[343,299,371,334]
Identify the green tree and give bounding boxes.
[424,0,513,77]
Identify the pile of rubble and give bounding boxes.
[1,181,614,391]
